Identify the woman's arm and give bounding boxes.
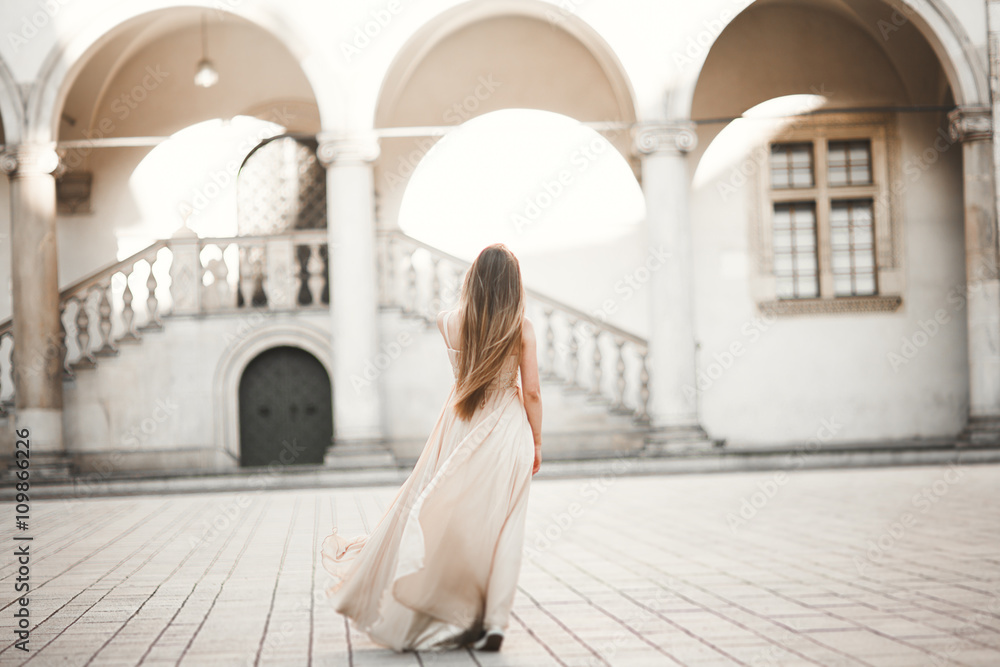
[520,318,543,474]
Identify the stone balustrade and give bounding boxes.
[0,230,330,412]
[378,230,651,424]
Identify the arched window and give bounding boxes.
[237,135,327,235]
[234,135,329,308]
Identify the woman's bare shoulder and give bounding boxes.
[437,308,461,344]
[521,317,536,344]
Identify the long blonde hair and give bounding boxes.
[453,244,525,420]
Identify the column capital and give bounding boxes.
[0,144,63,178]
[948,106,992,143]
[631,121,698,157]
[316,133,381,167]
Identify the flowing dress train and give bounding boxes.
[320,312,535,651]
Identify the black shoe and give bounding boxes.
[472,628,504,651]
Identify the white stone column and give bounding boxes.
[948,107,1000,442]
[0,145,65,456]
[318,134,383,445]
[632,122,712,447]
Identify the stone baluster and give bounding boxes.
[430,257,442,315]
[74,295,95,368]
[610,337,628,414]
[219,245,235,309]
[635,347,651,425]
[589,329,603,401]
[142,258,161,330]
[307,243,325,306]
[120,268,139,342]
[94,279,117,356]
[543,309,557,379]
[239,246,256,309]
[566,319,581,391]
[59,301,73,380]
[405,250,418,315]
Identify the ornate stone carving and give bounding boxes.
[631,122,698,157]
[0,144,62,177]
[948,106,992,143]
[316,134,381,166]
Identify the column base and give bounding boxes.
[6,450,74,481]
[642,423,722,456]
[14,407,64,454]
[958,416,1000,447]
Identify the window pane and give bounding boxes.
[771,166,789,189]
[827,139,872,186]
[792,168,813,188]
[849,143,869,161]
[830,199,877,296]
[791,149,812,166]
[773,230,792,250]
[772,202,819,299]
[771,143,814,189]
[832,251,852,271]
[854,274,876,295]
[828,166,848,187]
[852,226,872,247]
[831,227,850,246]
[797,280,819,298]
[850,164,871,184]
[794,229,816,249]
[773,206,791,226]
[830,204,849,222]
[797,253,816,272]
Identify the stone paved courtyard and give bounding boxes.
[1,463,998,666]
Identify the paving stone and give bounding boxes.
[0,465,998,665]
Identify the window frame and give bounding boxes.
[750,112,903,315]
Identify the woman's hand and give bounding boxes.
[532,444,541,475]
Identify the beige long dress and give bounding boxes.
[320,311,535,651]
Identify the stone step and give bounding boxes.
[324,442,398,469]
[960,416,1000,446]
[7,440,999,500]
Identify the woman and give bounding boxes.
[320,244,543,653]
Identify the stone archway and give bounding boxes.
[213,321,334,463]
[372,2,639,230]
[26,2,342,144]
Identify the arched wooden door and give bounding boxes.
[238,346,332,467]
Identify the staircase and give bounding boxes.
[378,231,652,427]
[0,229,652,472]
[0,229,332,411]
